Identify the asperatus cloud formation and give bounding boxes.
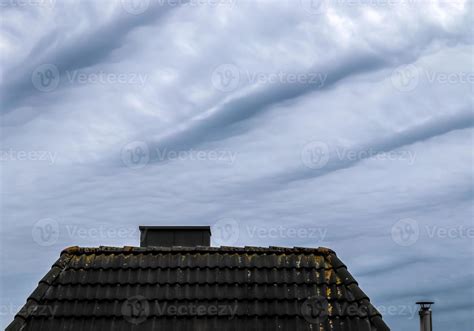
[0,1,472,330]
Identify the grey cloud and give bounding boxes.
[263,110,474,186]
[135,53,389,163]
[0,0,187,114]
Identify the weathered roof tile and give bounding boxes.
[7,246,389,331]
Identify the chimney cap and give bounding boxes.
[416,301,434,308]
[139,225,211,233]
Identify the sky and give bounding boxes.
[0,0,473,329]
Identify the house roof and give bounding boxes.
[7,246,390,331]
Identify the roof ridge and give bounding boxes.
[61,245,336,255]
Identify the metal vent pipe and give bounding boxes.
[416,302,434,331]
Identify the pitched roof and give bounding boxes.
[7,246,390,331]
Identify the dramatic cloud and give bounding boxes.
[0,0,472,330]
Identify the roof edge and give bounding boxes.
[327,252,390,331]
[6,253,73,331]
